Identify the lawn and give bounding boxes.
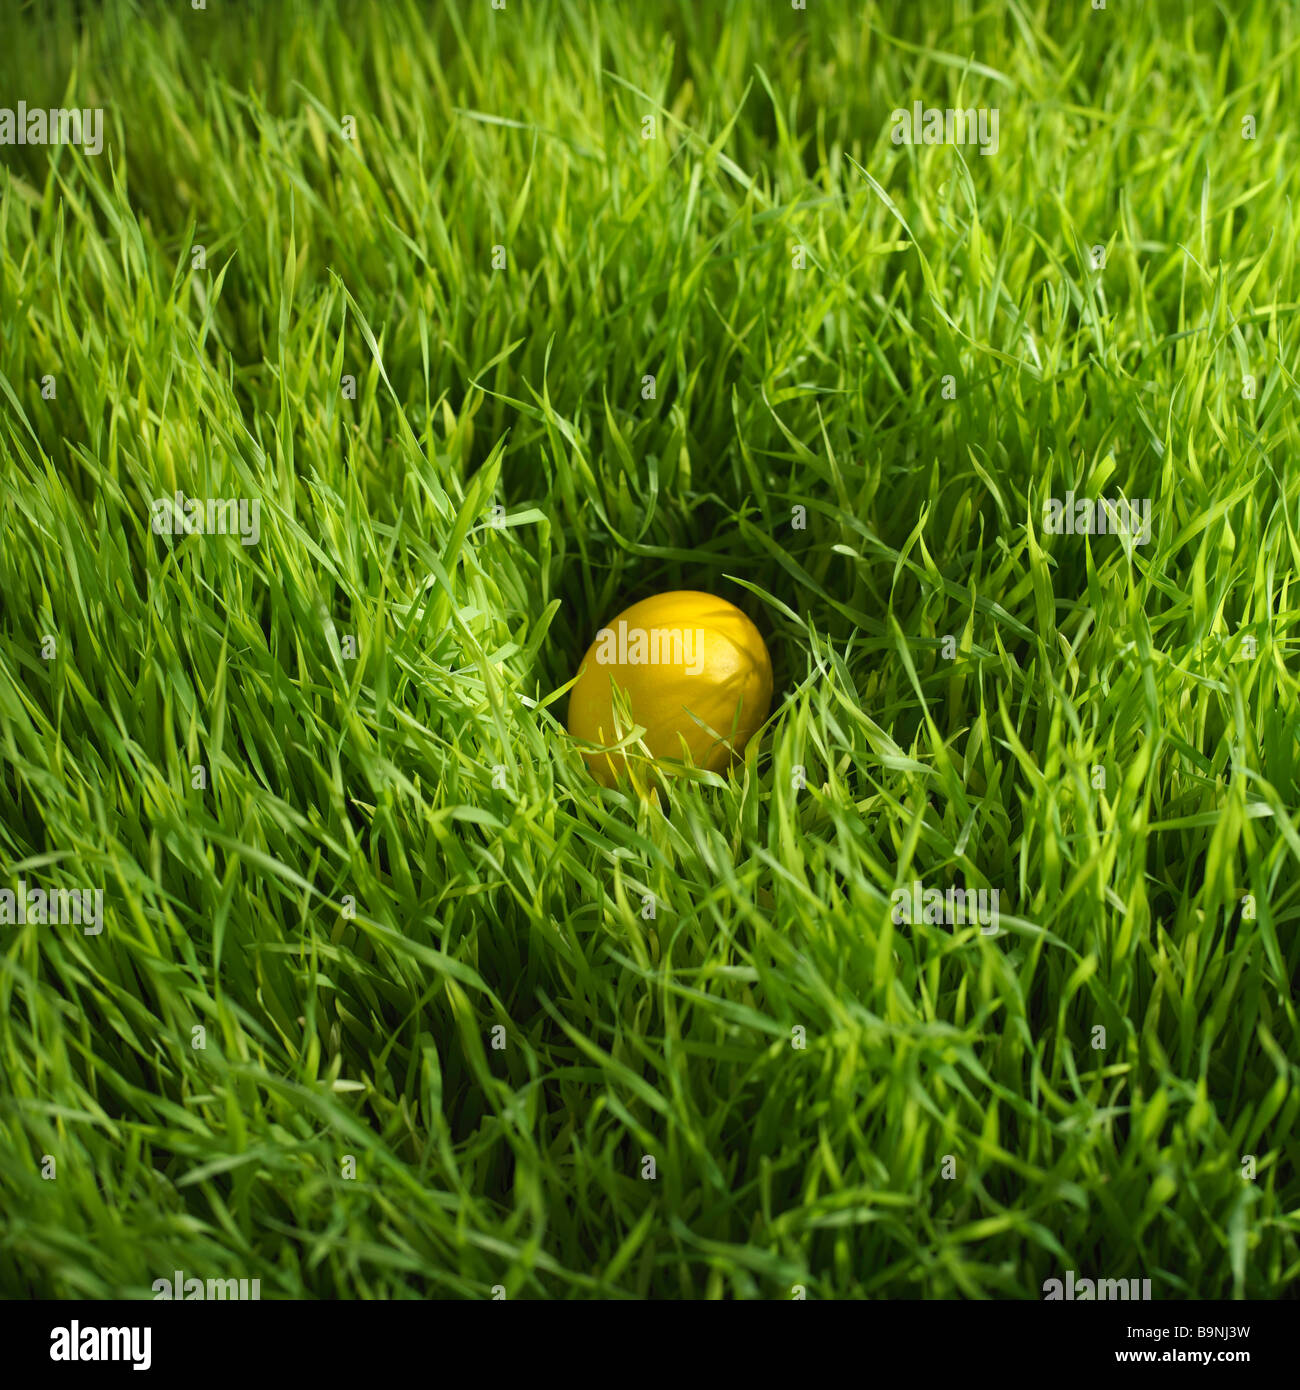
[0,0,1298,1299]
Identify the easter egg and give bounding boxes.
[567,590,772,785]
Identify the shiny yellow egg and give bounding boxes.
[567,590,773,785]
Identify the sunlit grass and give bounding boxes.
[0,0,1298,1299]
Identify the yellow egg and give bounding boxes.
[567,590,773,785]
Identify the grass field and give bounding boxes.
[1,0,1298,1300]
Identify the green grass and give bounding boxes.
[1,0,1298,1300]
